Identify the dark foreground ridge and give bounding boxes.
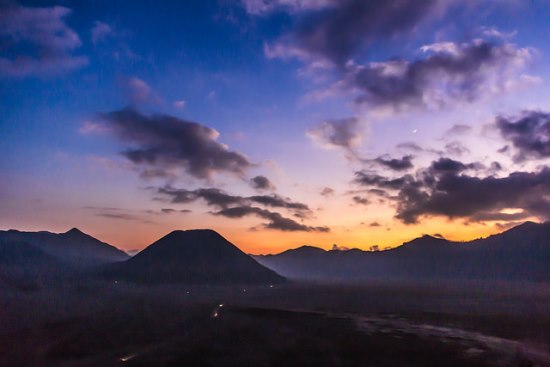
[255,221,550,282]
[104,229,286,285]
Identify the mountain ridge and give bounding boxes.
[254,221,550,281]
[0,228,129,266]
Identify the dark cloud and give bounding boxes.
[144,208,192,215]
[368,188,389,198]
[212,206,330,232]
[96,212,154,224]
[249,194,309,211]
[263,1,533,110]
[372,155,414,171]
[352,196,369,205]
[97,212,139,221]
[0,4,88,77]
[289,0,440,66]
[429,158,469,174]
[369,221,381,227]
[158,186,311,213]
[320,187,335,197]
[156,186,328,232]
[347,40,531,109]
[496,111,550,161]
[395,168,550,224]
[250,175,275,191]
[307,117,362,157]
[158,187,243,208]
[353,156,549,225]
[96,108,251,180]
[354,171,413,191]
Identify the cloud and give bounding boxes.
[267,0,443,66]
[397,142,424,152]
[320,187,335,197]
[345,39,533,110]
[93,108,251,180]
[241,0,334,15]
[250,175,276,191]
[429,157,471,174]
[352,196,369,205]
[91,21,114,44]
[97,212,140,221]
[158,186,310,213]
[144,208,192,215]
[444,141,470,156]
[89,20,137,60]
[96,212,154,224]
[212,206,329,232]
[0,4,88,77]
[173,100,186,109]
[496,110,550,161]
[394,168,550,224]
[372,155,414,171]
[122,77,162,105]
[156,185,327,232]
[354,171,413,191]
[307,117,362,157]
[355,159,550,225]
[261,1,535,112]
[443,124,472,137]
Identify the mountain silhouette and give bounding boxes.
[255,221,550,282]
[0,228,128,266]
[0,239,71,289]
[106,229,286,284]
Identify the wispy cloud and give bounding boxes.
[0,4,87,77]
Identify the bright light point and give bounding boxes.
[269,285,274,288]
[219,303,224,307]
[213,312,218,318]
[120,354,136,362]
[412,129,418,134]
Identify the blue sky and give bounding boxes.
[2,0,550,253]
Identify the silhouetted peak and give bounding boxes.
[399,234,450,251]
[118,228,286,284]
[66,227,85,235]
[161,229,225,244]
[166,228,219,236]
[514,221,539,230]
[279,245,325,256]
[136,229,238,260]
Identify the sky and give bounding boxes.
[1,0,550,254]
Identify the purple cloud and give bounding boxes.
[0,4,87,77]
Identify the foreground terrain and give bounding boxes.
[1,281,549,366]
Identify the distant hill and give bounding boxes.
[254,221,550,282]
[104,229,286,285]
[0,240,72,289]
[0,228,129,266]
